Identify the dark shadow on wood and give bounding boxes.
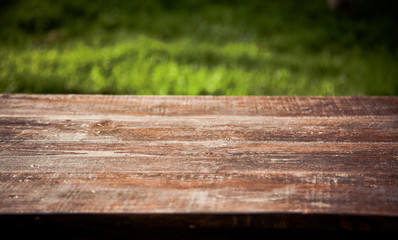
[1,213,397,239]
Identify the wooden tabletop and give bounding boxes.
[1,94,398,234]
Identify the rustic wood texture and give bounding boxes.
[1,94,398,226]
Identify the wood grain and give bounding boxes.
[1,94,398,231]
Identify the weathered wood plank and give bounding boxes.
[0,94,398,231]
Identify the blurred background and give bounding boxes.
[0,0,397,96]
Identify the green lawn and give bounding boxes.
[1,0,397,95]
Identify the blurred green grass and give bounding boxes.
[0,0,397,95]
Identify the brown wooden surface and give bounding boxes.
[1,94,398,231]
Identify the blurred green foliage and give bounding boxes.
[0,0,397,95]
